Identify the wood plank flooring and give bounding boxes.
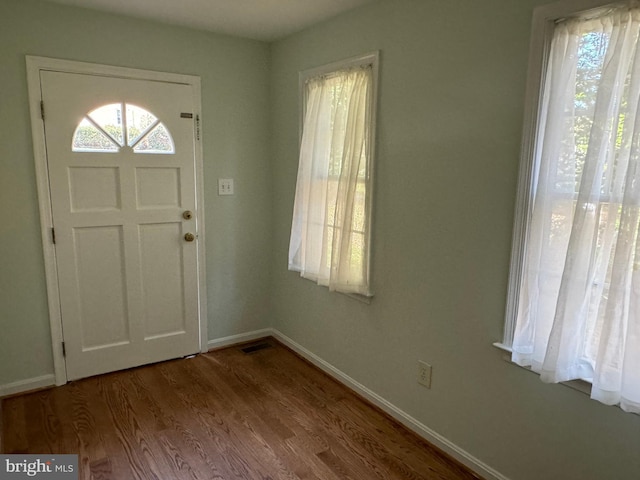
[1,339,482,480]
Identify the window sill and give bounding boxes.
[340,291,373,304]
[493,342,592,396]
[295,273,373,304]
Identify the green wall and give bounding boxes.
[0,0,272,385]
[269,1,640,480]
[3,0,640,478]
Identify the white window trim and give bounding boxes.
[295,51,380,302]
[494,343,593,395]
[501,0,623,350]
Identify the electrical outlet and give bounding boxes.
[418,360,432,388]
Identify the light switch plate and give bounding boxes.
[218,178,234,196]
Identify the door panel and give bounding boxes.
[139,222,186,338]
[69,167,121,211]
[136,167,181,208]
[41,71,200,380]
[74,225,130,349]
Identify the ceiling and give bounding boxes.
[41,0,377,41]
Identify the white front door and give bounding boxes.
[41,71,201,380]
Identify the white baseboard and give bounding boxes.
[0,374,55,398]
[271,329,510,480]
[1,331,275,397]
[1,329,508,480]
[207,328,274,351]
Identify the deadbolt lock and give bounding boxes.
[184,232,195,242]
[183,210,193,220]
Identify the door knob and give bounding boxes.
[183,210,193,220]
[184,232,195,242]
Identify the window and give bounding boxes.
[72,103,174,154]
[505,2,640,413]
[288,53,378,297]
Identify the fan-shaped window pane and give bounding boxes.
[72,118,119,152]
[126,104,158,147]
[72,103,175,154]
[133,123,175,154]
[87,104,124,146]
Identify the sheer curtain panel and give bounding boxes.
[289,65,374,296]
[513,8,640,413]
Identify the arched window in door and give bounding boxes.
[72,103,174,154]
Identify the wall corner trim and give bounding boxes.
[207,328,275,351]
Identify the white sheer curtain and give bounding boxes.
[288,66,373,296]
[513,8,640,413]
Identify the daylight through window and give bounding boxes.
[288,54,377,296]
[508,5,640,413]
[72,103,174,154]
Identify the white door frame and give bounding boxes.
[26,56,208,386]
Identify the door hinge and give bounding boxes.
[61,342,66,357]
[196,114,200,141]
[40,100,45,121]
[51,227,56,244]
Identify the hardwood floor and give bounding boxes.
[1,339,482,480]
